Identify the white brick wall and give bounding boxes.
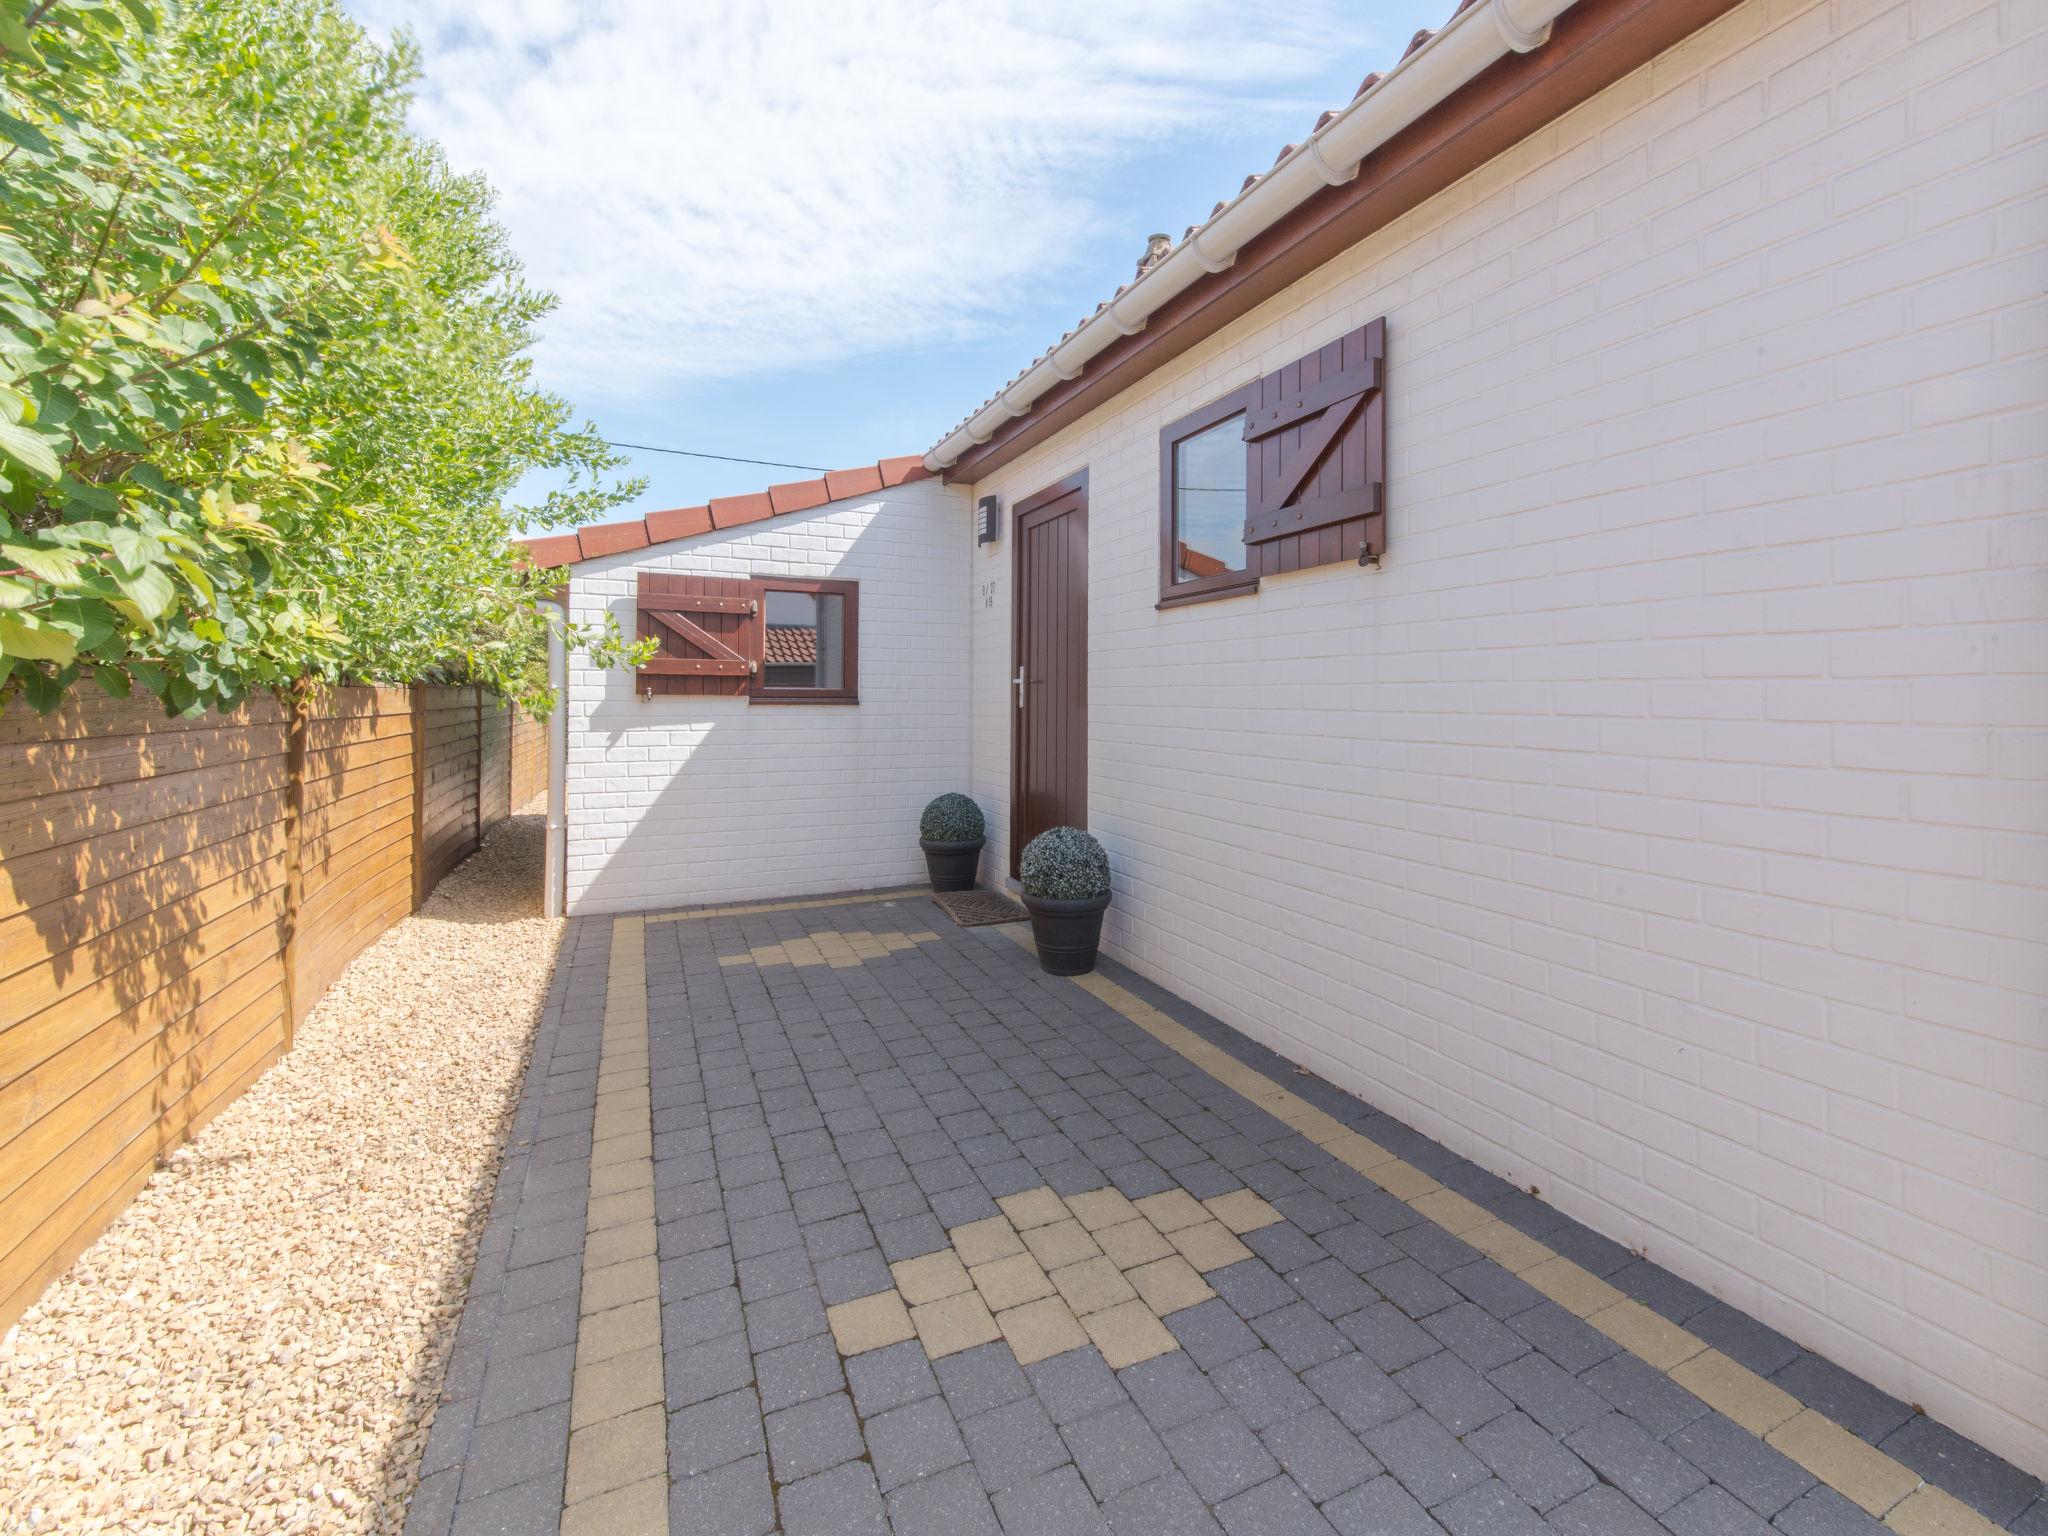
[965,0,2047,1471]
[564,479,971,913]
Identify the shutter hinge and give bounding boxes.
[1359,543,1380,569]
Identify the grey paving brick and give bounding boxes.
[993,1464,1113,1536]
[1767,1355,1912,1445]
[937,1338,1032,1418]
[1542,1222,1633,1278]
[1246,1222,1327,1274]
[1433,1476,1547,1535]
[400,1465,457,1536]
[1363,1407,1491,1508]
[1769,1486,1889,1535]
[1168,1298,1266,1370]
[1564,1412,1707,1514]
[1689,1303,1804,1379]
[668,1329,753,1408]
[754,1331,844,1413]
[1263,1405,1380,1501]
[1549,1484,1666,1535]
[1665,1485,1778,1536]
[743,1284,826,1351]
[802,1210,874,1261]
[1369,1258,1461,1319]
[1315,1224,1403,1278]
[1877,1413,2042,1525]
[1503,1299,1619,1375]
[1608,1258,1716,1325]
[1103,1471,1225,1536]
[1304,1351,1416,1437]
[1120,1350,1227,1433]
[668,1449,773,1536]
[1253,1301,1354,1371]
[1340,1300,1441,1373]
[448,1471,563,1536]
[814,1245,893,1304]
[765,1388,863,1482]
[1162,1408,1283,1504]
[662,1246,737,1303]
[474,1343,572,1425]
[875,1210,949,1261]
[1442,1260,1544,1322]
[667,1385,766,1476]
[1669,1411,1815,1517]
[1212,1348,1318,1431]
[1396,1349,1512,1436]
[1425,1301,1531,1373]
[1487,1352,1609,1439]
[1210,1258,1300,1319]
[1391,1222,1482,1276]
[1293,1258,1380,1321]
[780,1450,887,1535]
[964,1393,1070,1492]
[884,1461,1003,1536]
[1578,1352,1710,1439]
[868,1393,971,1491]
[1463,1409,1594,1513]
[1217,1474,1340,1536]
[1323,1473,1445,1536]
[1065,1402,1174,1502]
[669,1284,743,1347]
[1031,1346,1130,1426]
[459,1401,568,1498]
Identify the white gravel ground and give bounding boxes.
[0,808,562,1535]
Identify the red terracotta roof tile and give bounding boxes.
[577,519,650,560]
[644,504,713,542]
[768,478,832,515]
[824,464,885,500]
[877,455,930,487]
[520,533,583,568]
[708,491,775,529]
[765,625,817,666]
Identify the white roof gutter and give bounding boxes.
[924,0,1578,474]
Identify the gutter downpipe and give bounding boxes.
[921,0,1573,475]
[544,595,568,919]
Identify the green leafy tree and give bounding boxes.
[0,0,649,716]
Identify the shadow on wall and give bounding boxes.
[568,499,972,915]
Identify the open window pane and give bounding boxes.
[1173,414,1248,582]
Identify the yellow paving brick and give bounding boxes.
[1588,1300,1707,1372]
[577,1297,661,1366]
[591,1129,653,1169]
[1084,1299,1181,1369]
[561,1473,668,1536]
[586,1187,655,1232]
[1522,1256,1626,1318]
[1371,1161,1442,1200]
[1203,1189,1282,1235]
[1127,1256,1214,1315]
[1463,1220,1552,1273]
[1669,1349,1803,1436]
[1134,1189,1210,1233]
[892,1250,973,1306]
[1768,1410,1921,1516]
[1096,1217,1175,1269]
[828,1290,916,1355]
[585,1222,657,1270]
[997,1295,1090,1366]
[1064,1187,1141,1232]
[1049,1256,1139,1316]
[970,1253,1054,1312]
[570,1346,665,1431]
[581,1255,659,1315]
[1408,1189,1493,1235]
[1023,1217,1102,1270]
[589,1160,654,1199]
[952,1214,1027,1267]
[1170,1219,1254,1273]
[1884,1486,2007,1536]
[565,1404,667,1505]
[999,1187,1070,1230]
[912,1291,1001,1358]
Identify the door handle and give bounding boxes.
[1014,667,1027,710]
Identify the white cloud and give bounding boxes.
[350,0,1376,402]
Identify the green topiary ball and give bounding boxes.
[920,792,986,843]
[1019,826,1110,901]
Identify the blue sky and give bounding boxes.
[347,2,1451,518]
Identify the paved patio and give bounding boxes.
[403,892,2044,1536]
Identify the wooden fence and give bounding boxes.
[0,683,543,1333]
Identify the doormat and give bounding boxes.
[932,889,1029,928]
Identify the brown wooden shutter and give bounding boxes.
[635,572,759,696]
[1242,317,1386,574]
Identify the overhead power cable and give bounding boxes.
[603,440,829,473]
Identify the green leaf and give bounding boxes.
[112,562,175,622]
[0,540,87,583]
[0,614,79,665]
[0,111,51,158]
[15,664,64,715]
[0,416,60,482]
[94,665,132,698]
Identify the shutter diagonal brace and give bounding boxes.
[645,607,757,675]
[1240,350,1384,555]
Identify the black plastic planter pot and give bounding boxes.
[920,837,984,892]
[1022,891,1110,976]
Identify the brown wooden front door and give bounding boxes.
[1011,472,1088,876]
